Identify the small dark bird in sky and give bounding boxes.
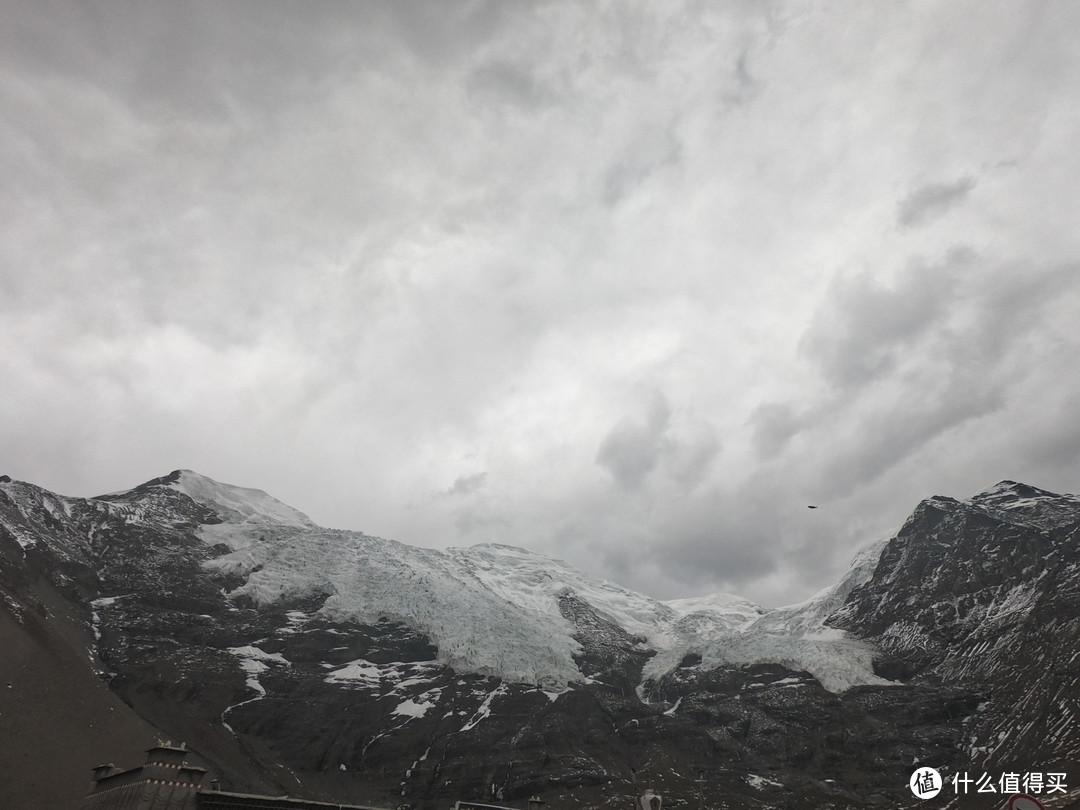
[807,505,818,509]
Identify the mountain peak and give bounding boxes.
[968,479,1080,530]
[973,479,1054,500]
[969,479,1079,510]
[163,469,314,528]
[100,468,315,529]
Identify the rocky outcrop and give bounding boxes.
[829,482,1080,788]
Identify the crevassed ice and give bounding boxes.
[200,528,895,693]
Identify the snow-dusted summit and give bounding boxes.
[166,469,314,529]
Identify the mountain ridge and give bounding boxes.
[80,468,895,693]
[3,470,1079,810]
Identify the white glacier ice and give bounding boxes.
[133,471,898,694]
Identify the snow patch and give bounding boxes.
[461,684,508,731]
[746,774,783,790]
[228,645,290,665]
[90,595,127,608]
[392,688,442,719]
[227,645,290,695]
[325,659,440,692]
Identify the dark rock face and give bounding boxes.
[2,474,1080,810]
[829,482,1080,786]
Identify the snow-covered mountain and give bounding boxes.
[125,468,885,694]
[2,470,1079,810]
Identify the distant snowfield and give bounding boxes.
[168,471,894,693]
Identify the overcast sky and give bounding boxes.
[4,0,1080,607]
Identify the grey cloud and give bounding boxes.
[593,395,720,493]
[812,383,1007,499]
[627,479,821,599]
[721,50,758,106]
[779,254,1080,499]
[453,502,510,536]
[803,251,1077,396]
[1010,384,1080,478]
[444,472,487,497]
[596,395,672,490]
[373,0,518,68]
[601,132,683,206]
[6,0,1080,613]
[467,61,555,109]
[799,248,972,387]
[966,262,1080,357]
[2,2,358,121]
[653,526,777,594]
[666,430,722,490]
[897,176,977,228]
[749,401,806,460]
[572,487,782,600]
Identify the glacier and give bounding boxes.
[141,471,897,693]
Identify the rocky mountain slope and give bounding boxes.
[1,471,1078,809]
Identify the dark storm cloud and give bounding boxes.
[897,176,977,228]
